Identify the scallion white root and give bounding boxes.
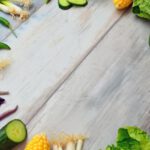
[0,0,29,20]
[9,0,32,8]
[51,134,86,150]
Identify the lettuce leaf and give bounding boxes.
[117,128,141,150]
[132,0,150,20]
[106,145,121,150]
[126,127,150,150]
[105,126,150,150]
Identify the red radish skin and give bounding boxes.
[0,105,18,121]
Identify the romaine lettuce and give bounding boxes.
[132,0,150,20]
[105,126,150,150]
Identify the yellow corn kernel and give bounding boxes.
[25,134,50,150]
[113,0,133,10]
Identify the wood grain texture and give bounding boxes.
[0,0,122,128]
[20,10,150,150]
[0,0,44,41]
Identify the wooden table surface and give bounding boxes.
[0,0,150,149]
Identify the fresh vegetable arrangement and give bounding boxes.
[25,133,86,150]
[103,126,150,150]
[0,0,88,60]
[58,0,88,10]
[0,41,10,50]
[0,119,27,150]
[113,0,150,47]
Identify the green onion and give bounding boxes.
[0,16,17,37]
[9,0,32,8]
[0,0,29,20]
[0,42,11,50]
[44,0,51,4]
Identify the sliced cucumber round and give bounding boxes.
[58,0,72,10]
[67,0,88,6]
[0,119,27,150]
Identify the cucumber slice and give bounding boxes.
[0,119,27,150]
[67,0,88,6]
[58,0,72,10]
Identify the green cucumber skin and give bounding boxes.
[58,0,72,10]
[59,4,72,10]
[67,0,88,6]
[0,119,27,150]
[0,127,16,150]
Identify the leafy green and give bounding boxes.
[106,145,121,150]
[126,127,150,150]
[104,126,150,150]
[0,42,11,50]
[132,0,150,20]
[117,128,141,150]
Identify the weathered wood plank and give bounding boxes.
[21,10,150,150]
[0,0,44,40]
[0,0,122,127]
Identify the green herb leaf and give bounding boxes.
[132,0,150,20]
[105,126,150,150]
[0,16,17,38]
[117,128,141,150]
[44,0,51,4]
[0,42,11,50]
[106,145,120,150]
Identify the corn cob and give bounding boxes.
[25,134,50,150]
[113,0,133,10]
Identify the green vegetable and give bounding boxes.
[0,16,17,38]
[0,42,11,50]
[104,126,150,150]
[0,119,27,150]
[58,0,72,10]
[117,128,141,150]
[44,0,51,4]
[0,0,29,20]
[106,145,120,150]
[67,0,88,6]
[132,0,150,20]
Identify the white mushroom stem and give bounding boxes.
[65,142,76,150]
[58,145,63,150]
[76,139,84,150]
[53,144,58,150]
